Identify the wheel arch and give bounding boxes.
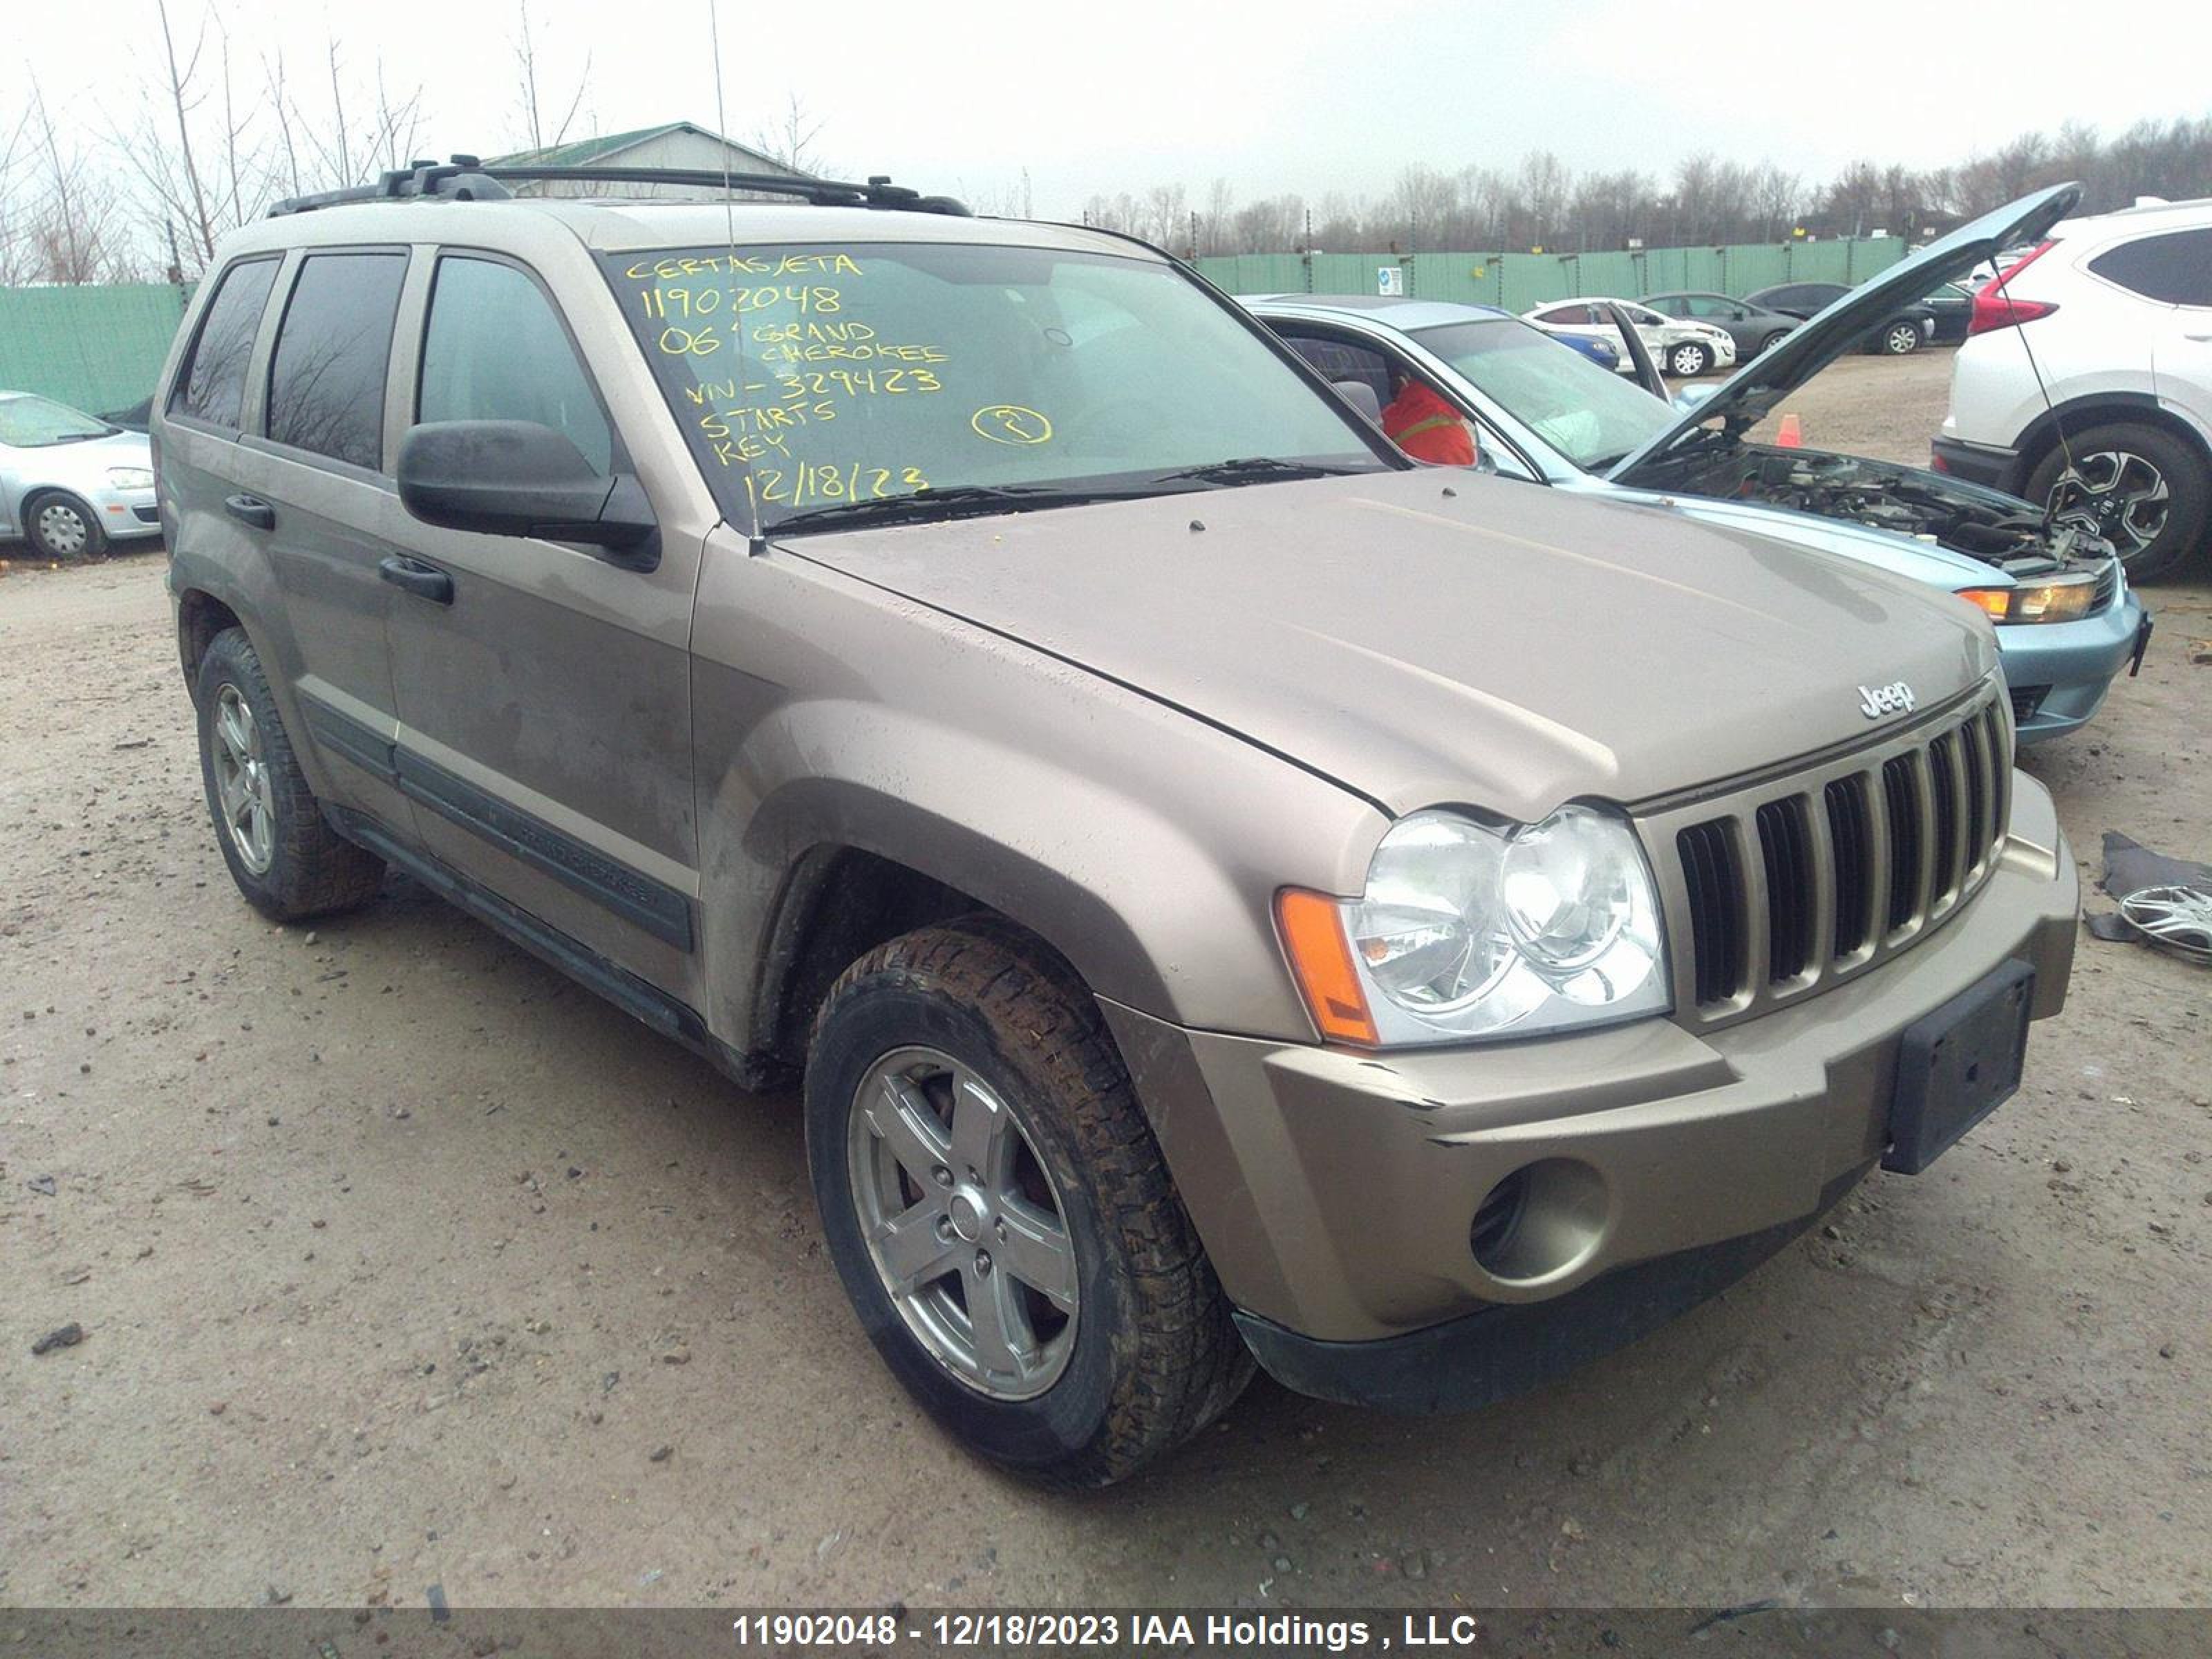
[726,778,1184,1076]
[176,586,245,685]
[2014,392,2212,487]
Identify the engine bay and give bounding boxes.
[1647,443,2117,578]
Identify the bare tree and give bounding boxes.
[1201,176,1234,255]
[1750,162,1801,241]
[512,0,590,154]
[751,94,826,177]
[23,91,133,282]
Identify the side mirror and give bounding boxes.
[397,420,658,565]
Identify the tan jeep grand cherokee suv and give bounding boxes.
[152,160,2078,1485]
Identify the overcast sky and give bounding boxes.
[23,0,2212,215]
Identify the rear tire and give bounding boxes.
[194,627,386,920]
[1758,330,1792,357]
[2023,421,2208,583]
[24,490,105,561]
[805,917,1252,1487]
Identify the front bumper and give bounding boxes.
[1102,776,2077,1406]
[1996,590,2148,743]
[89,484,162,540]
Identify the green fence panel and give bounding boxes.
[1724,244,1793,292]
[1199,236,1917,310]
[0,283,189,415]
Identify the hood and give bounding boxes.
[779,471,1995,821]
[1606,183,2081,485]
[37,427,153,475]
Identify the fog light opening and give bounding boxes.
[1470,1158,1608,1284]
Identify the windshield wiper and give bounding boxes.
[1150,456,1365,487]
[767,482,1148,535]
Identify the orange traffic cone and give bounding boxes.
[1776,412,1803,449]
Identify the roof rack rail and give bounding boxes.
[268,156,972,218]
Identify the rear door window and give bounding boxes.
[417,256,614,474]
[2089,229,2212,306]
[170,258,279,430]
[265,251,408,470]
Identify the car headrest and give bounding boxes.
[1330,378,1382,425]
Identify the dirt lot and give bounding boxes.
[5,347,2211,1615]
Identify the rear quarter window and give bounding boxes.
[2088,229,2212,306]
[265,251,409,470]
[169,258,279,430]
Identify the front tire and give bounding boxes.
[1667,341,1712,377]
[1880,319,1922,355]
[2025,422,2209,582]
[805,918,1251,1487]
[24,490,105,561]
[194,627,385,919]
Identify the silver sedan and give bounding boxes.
[1,392,162,559]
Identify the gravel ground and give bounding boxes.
[4,347,2211,1615]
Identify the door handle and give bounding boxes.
[378,555,454,605]
[223,494,275,529]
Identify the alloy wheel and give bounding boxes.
[212,684,276,875]
[2045,449,2171,560]
[847,1046,1079,1400]
[1884,323,1920,355]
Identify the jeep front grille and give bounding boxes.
[1649,683,2012,1027]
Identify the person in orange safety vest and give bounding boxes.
[1380,371,1478,467]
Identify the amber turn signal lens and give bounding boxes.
[1956,588,2013,621]
[1275,889,1379,1045]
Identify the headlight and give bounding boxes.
[1957,569,2099,625]
[106,467,155,489]
[1277,805,1669,1046]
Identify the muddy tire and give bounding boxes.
[805,917,1252,1487]
[194,626,385,921]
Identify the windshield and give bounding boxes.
[603,241,1389,532]
[0,395,113,448]
[1410,319,1674,472]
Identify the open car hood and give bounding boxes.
[1605,183,2080,486]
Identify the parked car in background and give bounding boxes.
[1747,280,1936,355]
[1521,297,1737,376]
[0,392,161,559]
[1552,331,1621,373]
[1935,195,2212,580]
[1642,290,1800,359]
[1250,186,2149,744]
[1924,281,1977,344]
